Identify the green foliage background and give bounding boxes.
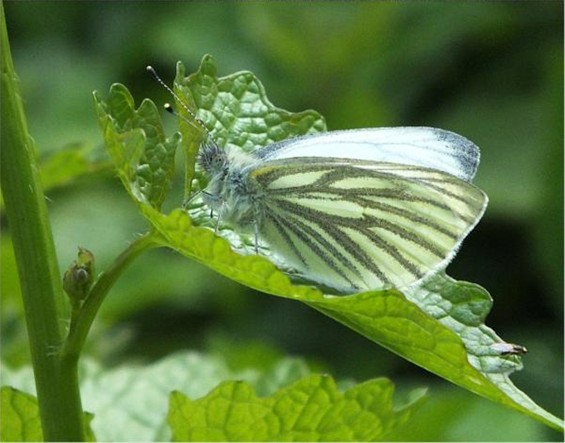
[1,2,563,441]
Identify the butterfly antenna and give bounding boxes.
[163,103,203,133]
[146,65,211,137]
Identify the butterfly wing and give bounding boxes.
[248,157,487,293]
[255,127,480,182]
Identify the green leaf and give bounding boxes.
[405,274,524,375]
[2,352,339,442]
[94,84,181,210]
[94,55,563,432]
[168,375,426,442]
[173,54,326,196]
[0,142,111,212]
[307,276,563,431]
[0,386,95,442]
[4,353,244,442]
[0,386,42,442]
[128,207,564,431]
[177,55,326,152]
[39,143,112,192]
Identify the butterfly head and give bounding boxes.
[197,140,229,177]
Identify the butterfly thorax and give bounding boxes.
[199,144,263,229]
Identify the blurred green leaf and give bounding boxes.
[0,236,31,367]
[93,55,563,431]
[389,386,551,442]
[0,130,111,212]
[0,387,42,442]
[39,143,112,192]
[168,375,426,442]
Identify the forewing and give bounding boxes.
[255,127,480,182]
[249,158,487,293]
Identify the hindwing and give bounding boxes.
[248,157,487,293]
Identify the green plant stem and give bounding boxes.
[0,3,84,440]
[63,232,161,359]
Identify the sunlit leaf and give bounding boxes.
[0,386,42,442]
[0,386,95,442]
[168,375,426,442]
[93,55,564,432]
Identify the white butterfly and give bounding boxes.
[196,127,487,294]
[147,66,488,294]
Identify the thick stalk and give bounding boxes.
[0,3,84,440]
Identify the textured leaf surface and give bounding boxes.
[0,386,95,442]
[2,352,411,442]
[169,375,426,442]
[138,207,562,432]
[173,54,326,198]
[94,55,563,431]
[94,85,180,210]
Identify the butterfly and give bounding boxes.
[148,67,488,294]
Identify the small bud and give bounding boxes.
[63,247,95,303]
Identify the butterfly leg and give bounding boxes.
[254,222,260,254]
[214,215,222,234]
[251,205,263,254]
[196,189,224,232]
[182,189,202,209]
